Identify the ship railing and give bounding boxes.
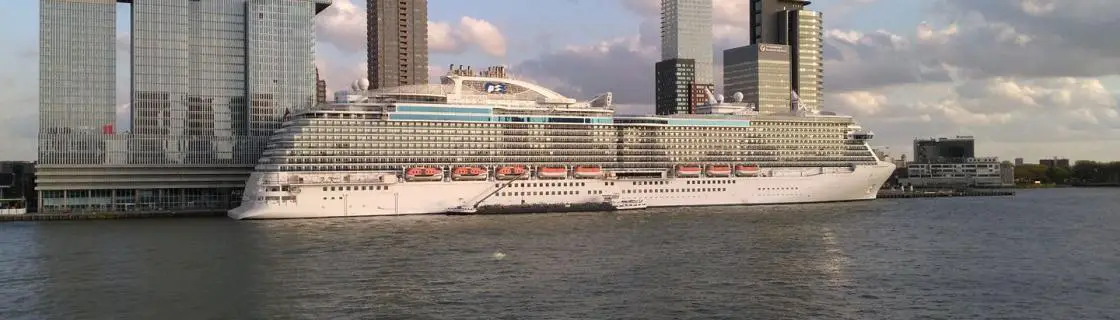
[260,174,397,186]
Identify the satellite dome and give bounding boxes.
[350,79,360,91]
[358,78,370,91]
[732,92,744,102]
[716,94,725,103]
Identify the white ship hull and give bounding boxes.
[229,162,896,220]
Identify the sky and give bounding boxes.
[2,0,1120,163]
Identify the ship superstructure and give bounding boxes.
[229,65,895,219]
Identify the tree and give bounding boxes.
[1014,164,1049,183]
[1065,161,1120,185]
[1047,166,1071,184]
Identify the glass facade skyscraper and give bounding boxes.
[37,0,330,214]
[655,0,714,116]
[659,0,713,85]
[38,0,117,165]
[247,0,317,138]
[748,0,822,112]
[723,44,793,115]
[789,10,823,111]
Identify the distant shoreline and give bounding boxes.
[1016,184,1120,189]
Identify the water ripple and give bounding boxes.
[0,188,1118,319]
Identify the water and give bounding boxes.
[1,188,1118,319]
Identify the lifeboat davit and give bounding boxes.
[452,166,489,181]
[676,165,702,178]
[735,164,761,177]
[573,166,605,179]
[496,166,528,180]
[405,167,443,181]
[706,165,732,177]
[537,166,568,179]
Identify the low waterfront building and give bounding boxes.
[1,161,35,214]
[900,157,1014,188]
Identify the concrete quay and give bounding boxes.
[1,210,225,222]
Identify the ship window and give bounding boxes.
[323,187,327,191]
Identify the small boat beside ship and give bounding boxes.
[610,198,647,210]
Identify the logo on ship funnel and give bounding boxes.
[484,82,508,94]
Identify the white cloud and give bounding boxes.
[523,0,1120,161]
[830,91,889,116]
[4,0,1120,163]
[1018,0,1056,16]
[456,16,507,57]
[315,57,367,94]
[313,0,365,53]
[428,21,459,53]
[427,64,445,84]
[314,1,507,57]
[824,77,1120,159]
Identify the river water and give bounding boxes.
[1,188,1118,319]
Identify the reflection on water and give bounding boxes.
[1,188,1119,319]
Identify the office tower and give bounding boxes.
[367,0,429,89]
[748,0,822,111]
[722,44,792,114]
[913,136,977,164]
[37,0,330,214]
[787,10,822,111]
[656,0,713,115]
[750,0,810,44]
[661,0,713,84]
[315,67,328,103]
[38,0,117,165]
[655,59,695,115]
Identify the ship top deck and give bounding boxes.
[327,66,855,124]
[338,66,613,110]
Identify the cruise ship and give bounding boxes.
[228,65,895,220]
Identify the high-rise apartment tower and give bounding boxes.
[656,0,714,115]
[367,0,429,89]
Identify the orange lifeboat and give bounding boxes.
[676,164,702,178]
[537,166,569,179]
[405,167,443,181]
[735,164,761,177]
[706,165,732,177]
[452,166,489,181]
[496,166,529,180]
[573,166,605,179]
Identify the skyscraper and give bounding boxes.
[661,0,713,85]
[38,0,117,166]
[315,67,328,104]
[655,58,696,115]
[656,0,714,115]
[367,0,429,89]
[747,0,823,111]
[723,44,792,114]
[37,0,330,214]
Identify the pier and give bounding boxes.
[1,210,225,222]
[877,189,1015,199]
